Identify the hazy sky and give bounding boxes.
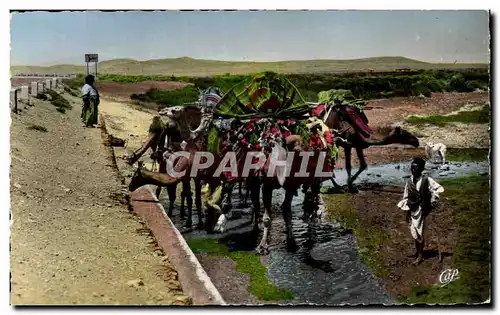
[10,10,490,65]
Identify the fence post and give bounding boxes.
[31,81,38,96]
[19,85,29,107]
[10,88,18,114]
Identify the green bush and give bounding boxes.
[63,74,85,91]
[46,89,72,111]
[407,104,490,126]
[35,93,48,101]
[64,86,78,97]
[130,85,200,106]
[101,68,489,106]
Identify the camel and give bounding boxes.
[125,105,204,225]
[127,126,333,256]
[128,135,259,233]
[126,88,228,226]
[321,105,420,191]
[251,137,332,254]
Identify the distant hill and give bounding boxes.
[11,56,489,77]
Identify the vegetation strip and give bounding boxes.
[400,175,490,304]
[62,68,489,106]
[406,104,490,126]
[323,174,490,304]
[186,237,295,301]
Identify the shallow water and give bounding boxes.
[164,187,392,305]
[162,160,488,305]
[327,160,490,188]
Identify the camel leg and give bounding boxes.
[349,147,368,186]
[155,159,167,199]
[310,181,321,223]
[240,179,249,207]
[194,178,204,230]
[249,176,261,230]
[182,179,193,228]
[283,186,298,253]
[166,184,177,217]
[256,182,273,255]
[214,181,235,233]
[345,146,355,190]
[244,177,250,206]
[329,154,343,190]
[205,182,219,234]
[180,181,186,220]
[239,181,244,200]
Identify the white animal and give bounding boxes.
[425,142,447,165]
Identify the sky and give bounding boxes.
[10,10,490,66]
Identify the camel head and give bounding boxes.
[159,105,185,120]
[385,126,420,148]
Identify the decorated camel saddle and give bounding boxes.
[311,89,373,139]
[203,72,341,183]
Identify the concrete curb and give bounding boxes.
[100,114,226,305]
[130,188,226,305]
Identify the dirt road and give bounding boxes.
[10,92,189,305]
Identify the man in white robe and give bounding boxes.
[397,157,444,265]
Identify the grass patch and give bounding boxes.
[130,85,199,106]
[447,148,490,162]
[399,175,491,304]
[186,237,295,301]
[46,89,73,112]
[27,124,47,132]
[64,85,78,97]
[102,68,489,106]
[406,105,490,127]
[322,193,390,278]
[35,93,48,101]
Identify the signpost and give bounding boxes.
[85,54,99,79]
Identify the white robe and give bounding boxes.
[397,176,444,240]
[81,84,98,98]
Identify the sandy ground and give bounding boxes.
[10,92,189,305]
[98,98,159,178]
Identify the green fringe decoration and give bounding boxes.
[148,116,166,134]
[207,127,221,155]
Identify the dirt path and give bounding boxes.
[10,92,189,305]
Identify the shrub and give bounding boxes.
[130,85,200,106]
[101,68,489,105]
[63,74,85,91]
[27,124,48,132]
[35,93,48,101]
[46,89,72,111]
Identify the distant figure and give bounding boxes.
[397,157,444,265]
[425,142,447,165]
[81,75,100,127]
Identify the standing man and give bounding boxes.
[397,157,444,265]
[81,75,100,127]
